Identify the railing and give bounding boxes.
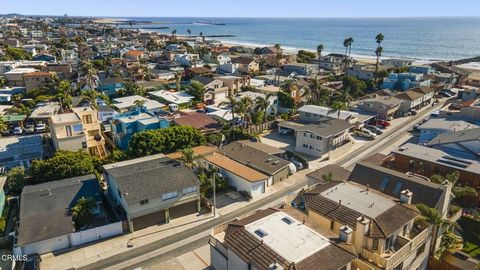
[360,226,432,270]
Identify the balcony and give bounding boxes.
[360,226,432,269]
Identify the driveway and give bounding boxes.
[259,131,296,152]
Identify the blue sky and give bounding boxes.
[3,0,480,18]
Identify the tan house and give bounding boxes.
[23,71,53,94]
[50,106,106,158]
[124,50,146,61]
[232,57,259,74]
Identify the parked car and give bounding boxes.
[279,128,292,135]
[409,109,418,115]
[24,124,35,134]
[364,125,384,135]
[35,123,47,133]
[354,129,376,140]
[13,126,23,135]
[438,91,452,98]
[22,253,40,270]
[370,119,390,128]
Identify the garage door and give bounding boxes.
[132,210,166,231]
[251,182,265,197]
[169,201,198,220]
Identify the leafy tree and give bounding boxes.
[133,99,146,108]
[71,197,97,230]
[439,231,463,255]
[206,132,223,146]
[198,168,227,198]
[1,47,32,61]
[342,75,366,98]
[254,95,273,123]
[278,91,295,109]
[29,151,101,184]
[330,100,348,118]
[123,81,146,97]
[296,50,316,63]
[0,118,8,134]
[0,77,6,87]
[6,166,25,195]
[188,81,205,102]
[250,111,264,125]
[81,89,101,108]
[128,125,206,157]
[219,96,241,120]
[416,203,456,255]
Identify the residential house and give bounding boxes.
[201,152,269,198]
[148,90,194,110]
[426,127,480,159]
[283,63,318,76]
[123,50,145,61]
[394,90,425,115]
[175,53,200,67]
[4,68,38,87]
[97,77,125,96]
[303,181,431,270]
[29,102,60,120]
[112,95,165,114]
[111,109,169,150]
[417,118,477,144]
[209,208,356,270]
[381,59,413,67]
[232,57,259,74]
[104,154,201,232]
[14,175,121,256]
[299,105,359,123]
[278,118,353,158]
[235,91,278,115]
[97,105,118,122]
[50,107,107,158]
[221,141,291,185]
[0,135,44,170]
[32,53,56,62]
[23,71,53,94]
[459,85,480,101]
[172,113,220,134]
[382,72,431,91]
[216,75,251,96]
[319,53,352,75]
[185,67,213,78]
[192,76,229,105]
[359,96,402,120]
[347,64,391,81]
[390,143,480,191]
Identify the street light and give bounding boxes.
[212,171,216,217]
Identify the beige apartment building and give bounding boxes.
[50,106,107,158]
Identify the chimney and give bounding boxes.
[339,226,353,244]
[400,189,413,204]
[366,184,370,191]
[338,200,342,207]
[354,216,370,252]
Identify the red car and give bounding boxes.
[369,119,391,128]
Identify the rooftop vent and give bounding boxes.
[254,229,268,238]
[281,217,294,225]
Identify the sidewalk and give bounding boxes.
[40,170,307,270]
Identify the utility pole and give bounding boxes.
[212,172,216,217]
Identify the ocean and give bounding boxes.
[120,17,480,61]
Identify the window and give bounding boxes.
[303,144,309,149]
[309,145,314,150]
[82,114,92,124]
[140,199,149,205]
[416,243,426,258]
[393,182,404,195]
[66,126,72,137]
[304,132,308,137]
[281,217,294,225]
[372,238,379,250]
[162,191,178,201]
[380,177,390,190]
[316,136,322,140]
[330,220,334,230]
[254,229,268,238]
[183,186,197,195]
[393,262,403,270]
[403,224,409,236]
[310,134,315,139]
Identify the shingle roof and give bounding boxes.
[223,209,356,270]
[427,127,480,146]
[103,154,199,204]
[349,159,445,209]
[204,152,269,182]
[173,113,220,133]
[17,175,101,246]
[221,142,290,176]
[307,164,351,183]
[395,90,424,101]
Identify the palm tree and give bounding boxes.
[81,89,100,108]
[343,38,350,72]
[375,33,385,84]
[71,197,96,230]
[317,44,324,67]
[280,80,297,94]
[133,99,146,109]
[274,43,282,82]
[179,147,199,168]
[173,71,182,92]
[57,80,73,111]
[330,100,347,119]
[347,37,354,57]
[171,29,177,39]
[416,203,457,255]
[303,78,330,105]
[220,96,241,121]
[254,95,273,123]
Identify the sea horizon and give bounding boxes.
[112,16,480,62]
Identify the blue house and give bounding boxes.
[111,108,170,150]
[381,72,431,91]
[98,77,125,97]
